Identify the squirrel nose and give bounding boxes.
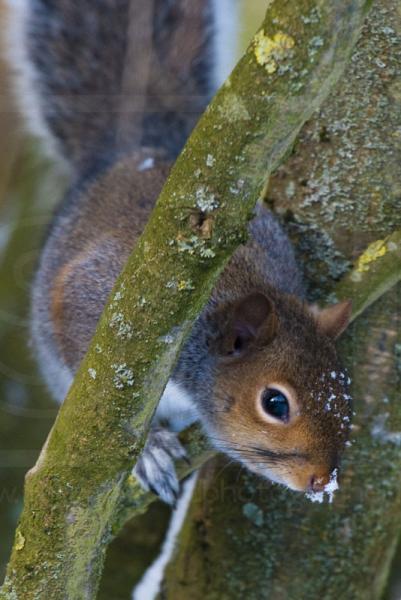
[309,473,331,493]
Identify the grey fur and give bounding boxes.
[26,0,214,175]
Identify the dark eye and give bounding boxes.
[261,388,289,422]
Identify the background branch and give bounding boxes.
[336,230,401,324]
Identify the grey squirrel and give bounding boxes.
[7,0,353,505]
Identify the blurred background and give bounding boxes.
[0,1,400,598]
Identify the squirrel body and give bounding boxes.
[7,0,353,504]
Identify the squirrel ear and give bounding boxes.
[218,293,278,357]
[311,299,352,339]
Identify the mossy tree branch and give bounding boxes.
[335,231,401,323]
[0,0,372,598]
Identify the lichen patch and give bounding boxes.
[254,30,295,74]
[355,239,388,273]
[112,363,135,390]
[195,186,219,213]
[15,529,25,551]
[218,93,251,122]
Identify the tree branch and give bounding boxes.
[336,231,401,324]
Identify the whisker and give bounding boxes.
[205,435,309,463]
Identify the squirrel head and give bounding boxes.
[208,292,352,496]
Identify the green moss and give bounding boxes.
[218,93,251,123]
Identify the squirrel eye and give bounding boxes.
[261,388,289,422]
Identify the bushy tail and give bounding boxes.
[6,0,214,177]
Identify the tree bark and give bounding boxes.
[0,0,372,598]
[163,1,401,598]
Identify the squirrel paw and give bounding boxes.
[133,428,187,505]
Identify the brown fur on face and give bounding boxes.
[209,291,352,493]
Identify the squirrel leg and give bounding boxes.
[133,428,188,506]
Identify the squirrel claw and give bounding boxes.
[133,428,186,505]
